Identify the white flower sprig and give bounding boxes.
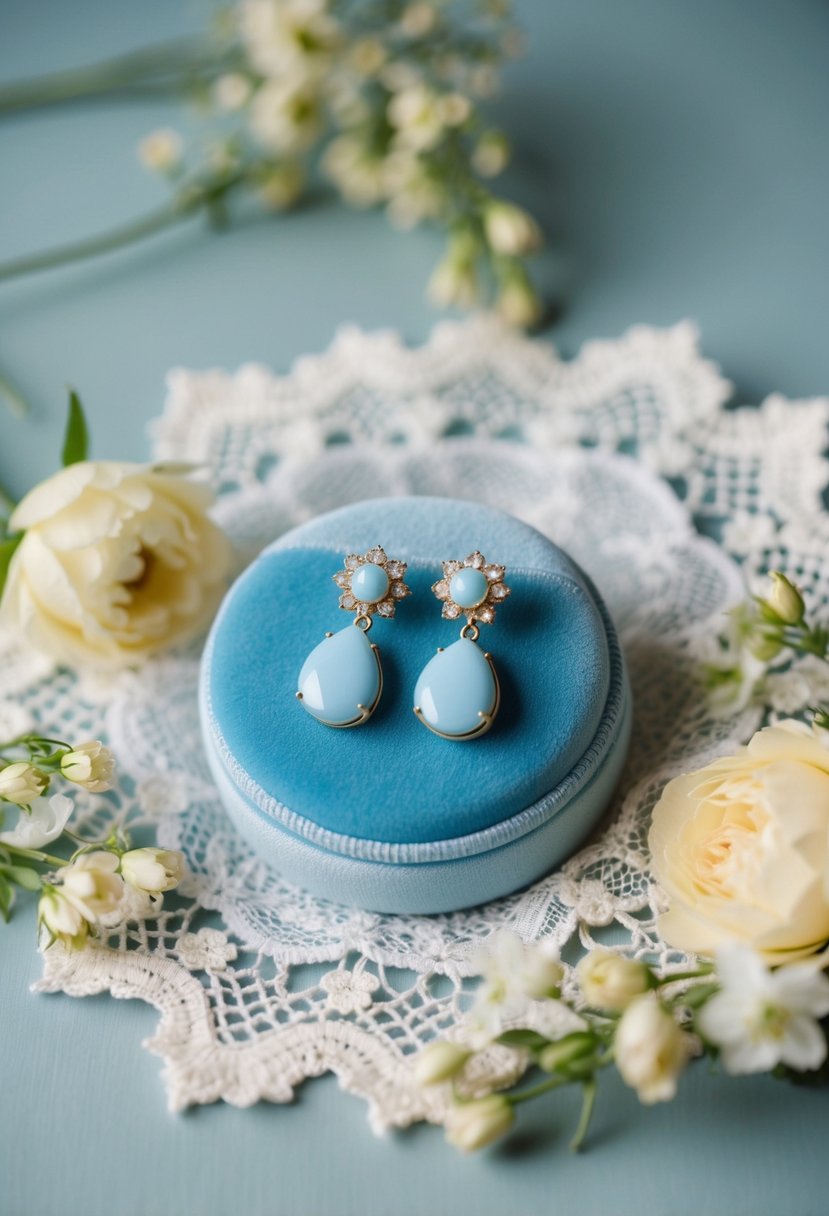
[414,933,829,1155]
[0,728,184,945]
[702,570,829,717]
[0,0,543,329]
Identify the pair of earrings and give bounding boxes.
[296,546,511,741]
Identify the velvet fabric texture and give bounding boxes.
[200,498,630,911]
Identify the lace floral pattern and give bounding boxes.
[6,317,828,1126]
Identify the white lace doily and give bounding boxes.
[6,317,829,1129]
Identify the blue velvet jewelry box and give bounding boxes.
[199,497,631,914]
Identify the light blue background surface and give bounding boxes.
[2,2,829,1214]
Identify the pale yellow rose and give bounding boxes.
[0,461,232,669]
[649,721,829,963]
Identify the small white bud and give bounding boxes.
[614,995,692,1104]
[60,741,115,792]
[413,1041,471,1086]
[766,572,805,625]
[445,1095,514,1152]
[0,761,47,807]
[213,73,252,112]
[258,161,306,211]
[472,131,510,178]
[496,268,542,328]
[484,201,543,256]
[577,950,653,1011]
[137,128,183,175]
[401,2,438,37]
[38,886,89,950]
[121,846,184,895]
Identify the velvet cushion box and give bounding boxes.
[199,497,631,914]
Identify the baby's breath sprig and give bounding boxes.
[0,0,544,329]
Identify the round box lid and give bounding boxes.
[202,497,613,847]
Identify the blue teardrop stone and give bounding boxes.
[414,638,499,739]
[297,625,382,727]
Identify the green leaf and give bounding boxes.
[61,390,89,467]
[0,532,22,599]
[496,1029,551,1049]
[0,873,14,922]
[0,863,42,891]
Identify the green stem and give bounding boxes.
[0,37,228,114]
[0,477,16,517]
[0,371,28,417]
[0,201,196,284]
[569,1078,597,1152]
[5,845,67,869]
[657,966,715,985]
[508,1073,571,1105]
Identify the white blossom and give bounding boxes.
[445,1095,514,1152]
[496,271,542,328]
[387,84,445,151]
[400,2,438,38]
[0,792,73,849]
[472,130,510,177]
[137,128,183,174]
[121,846,184,895]
[484,201,542,256]
[577,950,653,1012]
[239,0,340,78]
[60,740,114,792]
[467,931,563,1044]
[249,77,323,153]
[614,995,693,1104]
[428,255,479,310]
[257,161,306,210]
[698,946,829,1074]
[765,572,805,625]
[213,73,252,112]
[322,136,387,207]
[0,761,47,807]
[38,886,89,950]
[413,1041,471,1086]
[56,851,124,922]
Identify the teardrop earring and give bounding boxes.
[413,552,510,740]
[296,546,411,728]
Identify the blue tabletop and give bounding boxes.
[3,2,829,1214]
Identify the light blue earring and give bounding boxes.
[296,547,410,728]
[413,552,511,740]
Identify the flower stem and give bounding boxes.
[0,38,228,114]
[0,202,196,284]
[0,370,28,417]
[508,1073,570,1105]
[0,477,16,518]
[569,1077,597,1152]
[5,845,67,869]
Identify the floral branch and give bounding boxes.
[0,731,185,941]
[414,933,829,1154]
[0,0,544,326]
[702,570,829,717]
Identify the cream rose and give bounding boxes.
[0,461,231,669]
[649,721,829,963]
